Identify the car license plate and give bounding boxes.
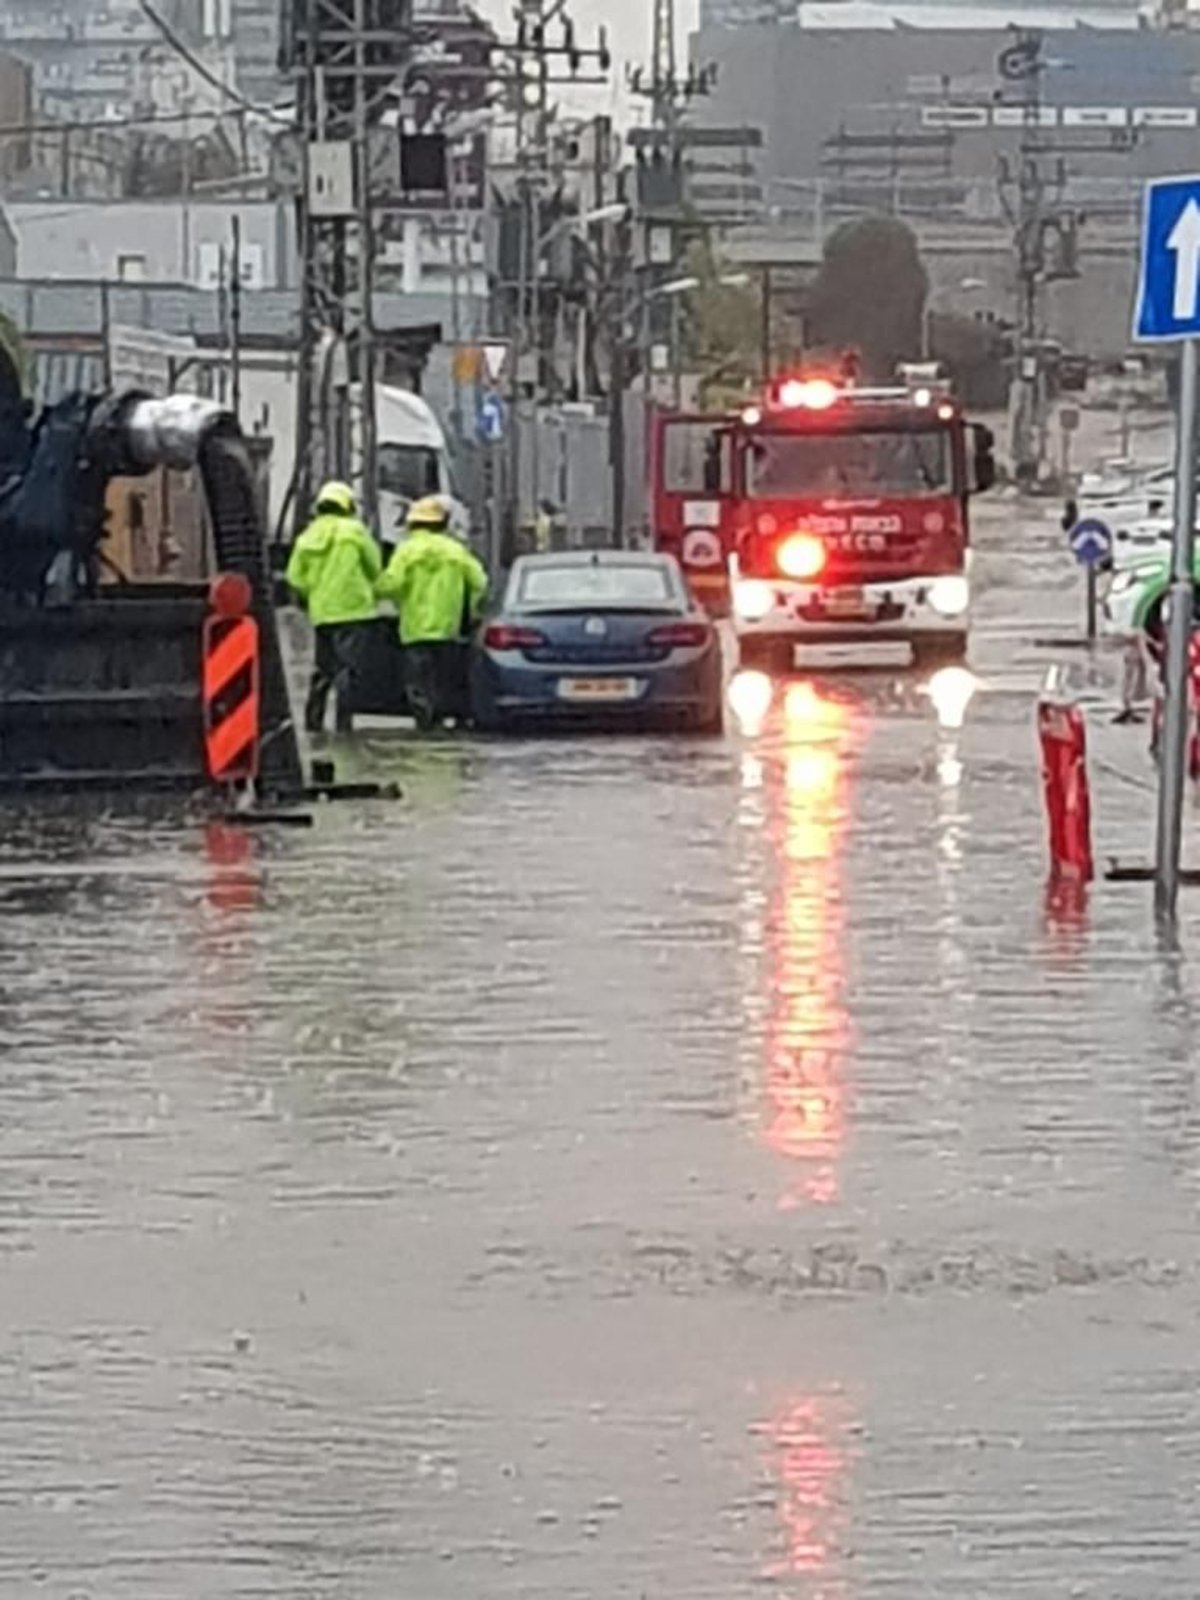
[823,587,873,618]
[557,677,640,702]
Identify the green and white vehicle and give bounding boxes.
[1104,544,1200,641]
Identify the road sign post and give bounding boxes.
[1134,174,1200,916]
[1155,338,1199,918]
[1086,564,1097,646]
[1068,516,1112,644]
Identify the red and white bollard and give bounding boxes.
[1038,695,1094,883]
[1148,633,1200,779]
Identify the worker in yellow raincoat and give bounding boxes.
[377,496,487,729]
[286,481,382,733]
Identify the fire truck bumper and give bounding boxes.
[732,573,970,650]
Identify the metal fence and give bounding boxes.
[450,393,649,563]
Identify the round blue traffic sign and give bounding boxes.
[1069,516,1113,567]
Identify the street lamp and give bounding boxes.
[654,274,700,299]
[537,201,630,253]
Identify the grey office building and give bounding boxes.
[686,2,1200,222]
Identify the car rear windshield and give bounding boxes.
[517,563,679,610]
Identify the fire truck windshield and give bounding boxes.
[745,429,951,499]
[662,421,724,491]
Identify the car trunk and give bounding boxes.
[515,608,684,667]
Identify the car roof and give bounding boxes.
[504,549,689,611]
[512,550,677,570]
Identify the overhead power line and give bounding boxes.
[136,0,292,123]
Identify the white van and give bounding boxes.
[374,384,468,541]
[197,351,464,541]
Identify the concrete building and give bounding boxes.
[6,200,298,289]
[3,197,489,304]
[185,0,281,100]
[698,0,1143,29]
[687,3,1200,223]
[0,0,238,121]
[230,0,281,100]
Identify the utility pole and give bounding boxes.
[760,265,772,382]
[997,27,1136,488]
[447,141,465,442]
[1004,30,1047,489]
[285,0,399,536]
[501,1,610,547]
[627,9,717,402]
[1156,340,1199,918]
[229,214,243,427]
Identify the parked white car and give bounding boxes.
[1065,464,1175,575]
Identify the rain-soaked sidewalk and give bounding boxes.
[1,497,1200,1597]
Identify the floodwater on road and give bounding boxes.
[2,499,1200,1599]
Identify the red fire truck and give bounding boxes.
[648,409,736,615]
[728,370,996,671]
[650,368,996,670]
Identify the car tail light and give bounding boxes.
[647,621,712,649]
[777,533,826,581]
[483,623,546,650]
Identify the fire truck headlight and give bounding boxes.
[928,575,970,617]
[777,533,826,580]
[734,579,776,621]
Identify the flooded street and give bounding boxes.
[3,502,1200,1599]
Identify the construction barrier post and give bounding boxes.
[1038,693,1093,884]
[202,572,261,787]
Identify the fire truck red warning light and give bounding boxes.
[775,377,839,411]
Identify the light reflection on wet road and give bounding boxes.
[2,502,1200,1597]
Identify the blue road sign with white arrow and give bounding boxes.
[477,392,505,444]
[1135,174,1200,341]
[1069,517,1113,567]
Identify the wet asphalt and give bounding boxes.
[2,496,1200,1598]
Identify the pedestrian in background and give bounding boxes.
[534,498,558,554]
[286,480,382,735]
[378,495,488,729]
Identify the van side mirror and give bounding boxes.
[970,423,997,494]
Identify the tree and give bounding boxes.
[928,312,1010,410]
[679,237,761,409]
[806,216,928,382]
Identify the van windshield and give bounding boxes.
[378,443,441,501]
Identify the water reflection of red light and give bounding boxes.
[762,1394,847,1585]
[203,822,264,915]
[761,685,853,1208]
[1041,874,1090,969]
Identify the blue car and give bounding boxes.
[470,551,724,734]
